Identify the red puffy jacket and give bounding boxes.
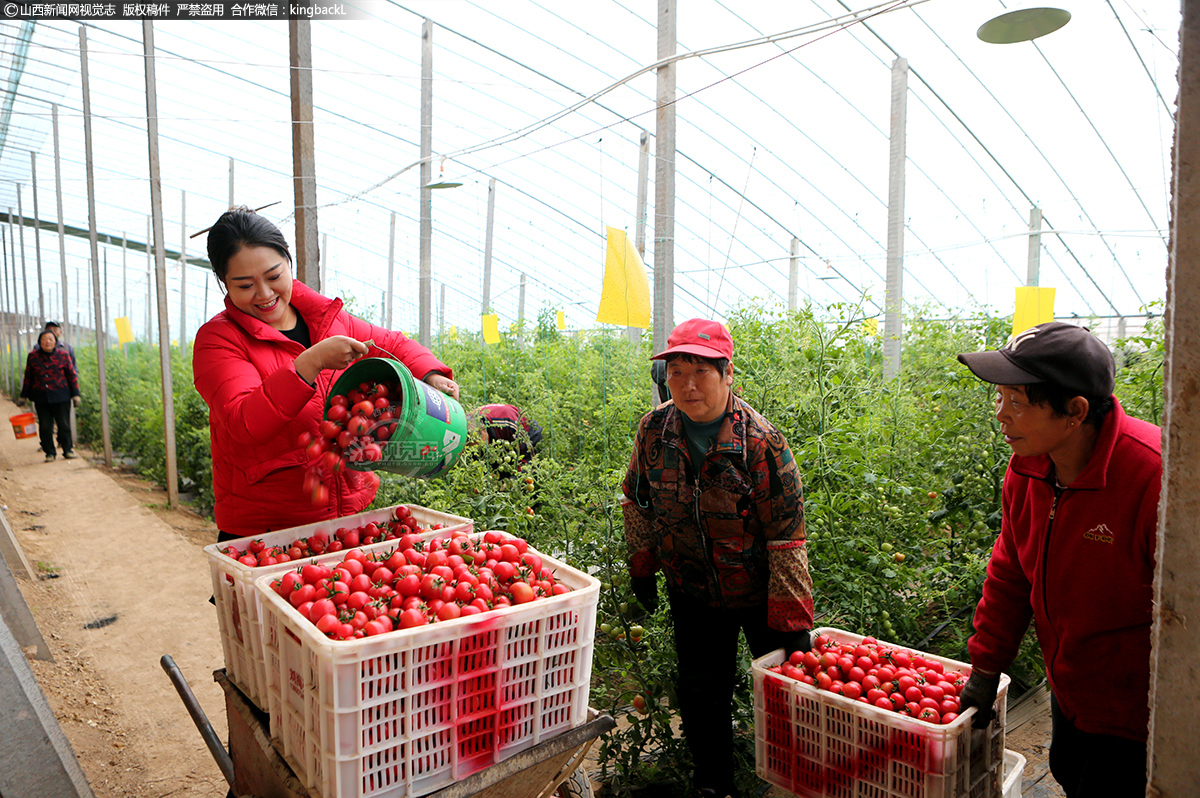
[193,280,452,539]
[968,399,1160,741]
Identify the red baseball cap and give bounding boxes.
[650,318,734,361]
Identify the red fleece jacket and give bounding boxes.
[968,399,1160,741]
[193,280,451,539]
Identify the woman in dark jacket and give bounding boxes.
[21,330,80,461]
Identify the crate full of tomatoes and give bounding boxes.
[753,628,1010,798]
[254,528,599,798]
[205,504,471,711]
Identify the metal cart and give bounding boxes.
[162,656,615,798]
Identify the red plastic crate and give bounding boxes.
[205,504,471,710]
[256,532,599,798]
[754,627,1009,798]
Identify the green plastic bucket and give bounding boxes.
[326,357,468,478]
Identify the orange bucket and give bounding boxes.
[9,412,36,439]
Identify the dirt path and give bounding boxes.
[2,396,228,798]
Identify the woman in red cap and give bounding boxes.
[621,318,812,798]
[956,321,1160,797]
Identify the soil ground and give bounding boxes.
[0,394,1061,798]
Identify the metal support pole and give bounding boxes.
[1,221,9,394]
[80,26,113,466]
[52,104,68,343]
[439,282,445,345]
[121,233,127,326]
[517,272,526,348]
[788,237,799,311]
[179,190,186,350]
[145,215,152,342]
[419,17,433,348]
[653,0,676,353]
[30,152,43,322]
[8,212,21,354]
[141,21,178,506]
[630,129,650,344]
[1026,206,1042,287]
[386,211,395,328]
[16,192,30,331]
[481,177,494,315]
[883,57,908,381]
[228,157,234,208]
[289,19,320,291]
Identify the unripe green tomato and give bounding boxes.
[600,623,612,634]
[881,543,893,552]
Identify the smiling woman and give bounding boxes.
[191,206,460,541]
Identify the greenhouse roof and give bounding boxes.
[0,0,1178,342]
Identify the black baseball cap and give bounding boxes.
[957,322,1115,397]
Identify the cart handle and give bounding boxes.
[160,654,235,788]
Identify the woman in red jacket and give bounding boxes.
[193,207,458,541]
[956,322,1160,798]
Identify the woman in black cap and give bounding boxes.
[955,321,1160,797]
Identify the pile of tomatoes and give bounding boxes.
[267,529,571,640]
[219,506,443,567]
[765,633,971,726]
[297,379,401,505]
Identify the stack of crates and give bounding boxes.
[254,531,600,798]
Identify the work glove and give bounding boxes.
[71,396,81,407]
[958,669,1002,729]
[630,575,658,614]
[780,629,812,657]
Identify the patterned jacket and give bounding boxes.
[621,393,813,632]
[21,347,79,404]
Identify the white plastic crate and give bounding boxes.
[754,627,1010,798]
[206,504,472,710]
[1001,750,1024,798]
[256,532,600,798]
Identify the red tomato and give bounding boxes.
[840,682,862,701]
[398,608,427,628]
[815,672,833,691]
[875,696,894,710]
[352,400,374,417]
[918,707,941,724]
[315,614,341,636]
[509,581,536,604]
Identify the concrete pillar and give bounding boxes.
[1149,2,1200,792]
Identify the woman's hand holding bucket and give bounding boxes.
[423,372,460,400]
[294,336,370,384]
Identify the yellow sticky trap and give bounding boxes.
[115,316,134,345]
[596,226,650,328]
[863,318,878,337]
[482,314,500,345]
[556,310,565,330]
[1013,287,1056,337]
